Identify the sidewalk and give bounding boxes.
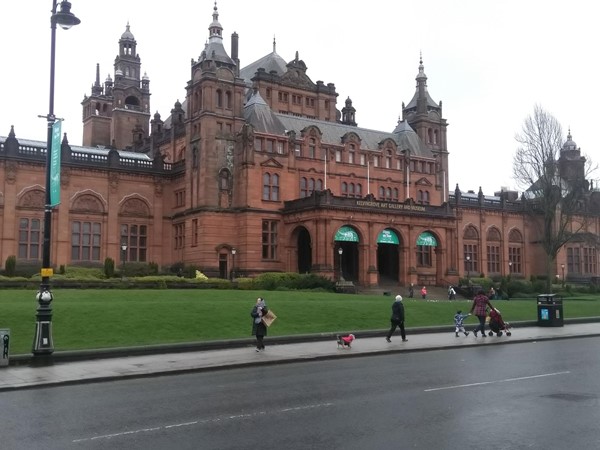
[1,321,599,392]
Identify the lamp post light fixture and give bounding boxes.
[33,1,80,357]
[338,247,344,281]
[231,248,236,280]
[561,263,565,288]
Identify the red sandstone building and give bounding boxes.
[1,5,598,286]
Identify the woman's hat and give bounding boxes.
[395,295,403,301]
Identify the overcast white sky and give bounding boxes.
[1,0,598,194]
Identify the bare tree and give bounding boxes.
[513,105,594,291]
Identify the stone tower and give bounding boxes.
[81,23,151,149]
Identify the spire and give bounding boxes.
[208,1,223,43]
[92,63,102,95]
[273,35,276,53]
[416,53,428,114]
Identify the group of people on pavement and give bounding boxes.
[250,288,496,352]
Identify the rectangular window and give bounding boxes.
[335,150,342,162]
[277,141,284,154]
[174,223,185,250]
[360,154,366,166]
[373,157,379,167]
[175,189,185,207]
[18,218,42,260]
[72,221,101,261]
[262,220,278,260]
[416,245,432,267]
[266,139,274,153]
[508,247,522,274]
[487,245,500,273]
[192,219,199,247]
[121,224,148,262]
[254,138,263,152]
[463,244,479,273]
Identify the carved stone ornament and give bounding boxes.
[72,194,104,214]
[19,189,45,208]
[5,161,17,184]
[122,198,151,217]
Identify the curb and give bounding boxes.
[8,317,600,367]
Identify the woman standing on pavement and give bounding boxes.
[470,290,494,337]
[251,297,268,351]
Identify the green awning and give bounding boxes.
[416,231,437,246]
[335,226,359,242]
[377,229,399,245]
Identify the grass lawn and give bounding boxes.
[1,289,598,355]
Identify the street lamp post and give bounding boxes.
[466,255,471,284]
[33,1,80,357]
[231,248,236,280]
[121,243,128,277]
[561,263,565,288]
[338,247,344,281]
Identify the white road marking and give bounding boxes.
[424,371,570,392]
[72,402,333,443]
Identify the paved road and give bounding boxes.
[1,337,598,450]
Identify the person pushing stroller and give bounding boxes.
[470,289,494,337]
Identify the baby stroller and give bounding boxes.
[488,308,512,336]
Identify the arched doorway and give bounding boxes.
[334,225,360,282]
[377,228,400,283]
[296,227,312,273]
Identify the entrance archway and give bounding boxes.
[334,225,360,282]
[296,227,312,273]
[377,228,400,283]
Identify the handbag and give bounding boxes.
[261,310,277,327]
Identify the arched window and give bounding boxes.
[315,179,323,191]
[226,91,232,109]
[308,138,316,158]
[349,183,355,197]
[386,187,392,200]
[393,188,399,202]
[349,144,355,164]
[486,227,502,274]
[300,177,308,197]
[341,182,348,196]
[356,183,362,197]
[379,186,385,200]
[219,169,231,190]
[308,178,315,194]
[463,225,479,274]
[216,89,223,108]
[508,229,523,274]
[385,150,392,169]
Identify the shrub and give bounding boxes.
[252,272,335,291]
[104,258,115,278]
[5,255,16,277]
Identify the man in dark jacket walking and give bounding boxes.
[385,295,408,343]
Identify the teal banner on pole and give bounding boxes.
[50,121,61,206]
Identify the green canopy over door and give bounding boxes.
[335,226,359,242]
[377,228,399,244]
[416,231,438,246]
